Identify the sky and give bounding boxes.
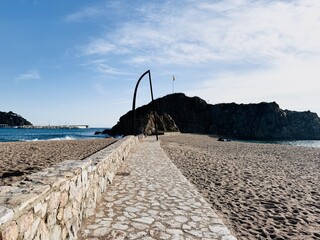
[1,0,320,127]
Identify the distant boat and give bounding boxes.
[76,125,89,129]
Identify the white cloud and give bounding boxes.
[79,0,320,67]
[74,0,320,115]
[187,57,320,113]
[15,69,41,81]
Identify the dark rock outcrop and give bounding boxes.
[207,101,320,140]
[106,93,320,140]
[0,111,32,127]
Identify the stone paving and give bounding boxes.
[78,137,237,240]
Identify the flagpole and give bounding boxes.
[172,75,175,94]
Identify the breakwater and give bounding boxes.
[18,125,89,129]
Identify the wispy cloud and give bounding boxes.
[79,0,320,66]
[15,69,41,81]
[65,6,103,22]
[93,83,108,95]
[81,39,126,56]
[95,63,125,75]
[83,59,133,76]
[64,2,127,23]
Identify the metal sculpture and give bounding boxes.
[132,70,158,140]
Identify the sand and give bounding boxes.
[160,134,320,240]
[0,138,116,186]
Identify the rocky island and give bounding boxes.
[106,93,320,140]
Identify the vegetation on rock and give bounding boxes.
[0,111,32,126]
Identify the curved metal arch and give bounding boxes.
[132,70,158,140]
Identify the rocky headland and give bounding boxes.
[106,93,320,140]
[0,111,32,127]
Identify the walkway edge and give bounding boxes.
[158,139,238,239]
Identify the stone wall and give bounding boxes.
[0,136,137,240]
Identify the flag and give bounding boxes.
[173,75,175,81]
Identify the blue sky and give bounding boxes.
[1,0,320,127]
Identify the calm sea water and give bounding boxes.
[0,128,110,142]
[238,139,320,148]
[1,129,319,148]
[276,140,320,148]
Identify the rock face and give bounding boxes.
[0,111,32,126]
[105,111,179,136]
[142,112,179,135]
[208,102,320,140]
[106,93,320,140]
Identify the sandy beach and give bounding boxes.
[160,134,320,240]
[0,138,116,186]
[0,134,319,239]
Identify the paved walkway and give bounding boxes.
[78,137,237,240]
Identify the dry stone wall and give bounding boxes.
[0,136,137,240]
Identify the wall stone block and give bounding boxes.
[17,211,33,235]
[1,221,18,240]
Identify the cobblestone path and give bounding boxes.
[78,137,237,240]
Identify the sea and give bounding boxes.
[0,128,320,148]
[240,139,320,148]
[0,128,111,142]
